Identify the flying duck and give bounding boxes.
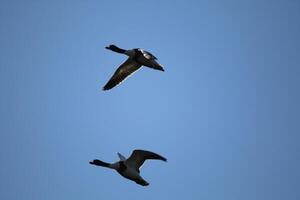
[89,149,167,186]
[103,44,164,90]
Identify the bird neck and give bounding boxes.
[109,45,126,54]
[115,161,127,173]
[90,159,110,168]
[109,162,122,170]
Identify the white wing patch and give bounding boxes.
[139,49,152,60]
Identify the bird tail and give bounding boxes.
[135,179,149,186]
[156,64,165,71]
[149,63,164,71]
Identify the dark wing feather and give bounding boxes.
[125,149,167,171]
[103,58,142,90]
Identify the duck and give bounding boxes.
[103,44,165,90]
[89,149,167,186]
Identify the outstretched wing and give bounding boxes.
[125,149,167,172]
[117,152,126,161]
[103,58,142,90]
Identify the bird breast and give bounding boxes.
[109,162,120,170]
[122,167,140,180]
[124,49,135,57]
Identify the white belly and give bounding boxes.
[123,168,140,180]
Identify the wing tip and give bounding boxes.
[161,156,167,162]
[102,85,112,91]
[134,149,167,162]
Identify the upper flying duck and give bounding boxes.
[89,149,167,186]
[103,44,165,90]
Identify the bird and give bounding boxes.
[89,149,167,186]
[103,44,164,90]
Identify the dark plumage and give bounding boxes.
[89,149,167,186]
[103,44,164,90]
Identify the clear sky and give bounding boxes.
[0,0,299,199]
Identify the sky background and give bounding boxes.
[0,0,300,199]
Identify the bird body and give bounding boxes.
[90,149,167,186]
[103,45,164,90]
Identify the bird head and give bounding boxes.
[105,44,126,54]
[105,44,117,50]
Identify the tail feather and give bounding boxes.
[135,179,149,186]
[156,65,164,71]
[148,63,164,71]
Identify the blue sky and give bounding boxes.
[0,0,299,199]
